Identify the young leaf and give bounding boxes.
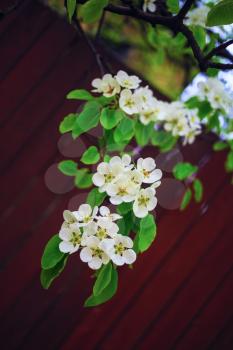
[173,162,198,181]
[87,188,106,208]
[85,266,118,307]
[67,0,76,22]
[151,130,177,152]
[80,0,109,23]
[113,118,135,143]
[93,263,112,296]
[59,113,77,134]
[167,0,179,13]
[135,121,153,147]
[192,26,206,49]
[66,89,93,101]
[193,179,203,203]
[213,141,228,151]
[225,150,233,172]
[207,0,233,26]
[100,108,124,130]
[58,160,77,176]
[117,202,133,215]
[180,188,192,210]
[75,169,93,188]
[40,256,68,289]
[81,146,100,165]
[41,235,65,270]
[117,211,134,236]
[72,101,101,139]
[138,214,157,253]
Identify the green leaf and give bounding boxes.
[198,100,212,119]
[40,256,68,289]
[67,0,76,22]
[81,146,100,165]
[207,0,233,26]
[138,214,157,253]
[59,113,77,134]
[135,121,153,147]
[117,211,134,236]
[87,188,106,208]
[100,108,124,130]
[93,263,112,296]
[72,101,101,139]
[117,202,132,215]
[58,160,77,176]
[225,150,233,172]
[180,188,192,210]
[113,118,135,144]
[85,266,118,307]
[192,26,206,49]
[213,141,228,151]
[167,0,179,13]
[80,0,109,23]
[105,129,128,152]
[151,130,177,152]
[193,179,203,203]
[173,162,198,181]
[75,169,93,188]
[67,89,93,101]
[41,235,65,270]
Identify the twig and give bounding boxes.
[205,39,233,60]
[176,0,195,20]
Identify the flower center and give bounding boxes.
[117,186,128,196]
[92,247,104,258]
[143,169,150,178]
[70,232,81,247]
[104,173,114,183]
[125,99,134,108]
[138,195,150,207]
[96,227,108,239]
[83,215,91,223]
[114,242,125,255]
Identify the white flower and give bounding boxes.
[62,210,79,226]
[133,187,157,218]
[107,174,138,205]
[143,0,156,13]
[80,236,110,270]
[185,5,210,28]
[119,89,138,115]
[75,204,98,226]
[99,206,122,221]
[134,86,154,110]
[92,73,120,97]
[116,70,141,90]
[137,157,162,184]
[59,225,82,254]
[100,234,136,266]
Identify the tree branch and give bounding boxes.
[177,0,195,20]
[205,39,233,60]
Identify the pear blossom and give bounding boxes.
[185,5,210,28]
[75,204,98,226]
[59,225,82,254]
[116,70,141,90]
[137,157,162,184]
[143,0,156,13]
[100,234,136,266]
[134,86,154,109]
[92,73,120,97]
[107,174,139,205]
[133,187,158,218]
[80,236,110,270]
[99,205,122,222]
[119,89,138,115]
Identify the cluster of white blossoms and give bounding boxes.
[197,77,233,114]
[59,204,136,269]
[92,70,202,145]
[93,155,162,218]
[142,0,156,13]
[185,5,210,28]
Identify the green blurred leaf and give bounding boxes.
[167,0,179,13]
[207,0,233,26]
[113,118,135,143]
[192,26,206,49]
[80,0,109,23]
[87,188,106,208]
[173,162,197,181]
[41,235,65,270]
[100,108,124,130]
[67,0,76,22]
[93,263,112,296]
[135,121,153,146]
[225,150,233,172]
[58,160,77,176]
[72,101,101,139]
[151,130,177,152]
[213,141,228,151]
[41,256,68,289]
[59,113,77,134]
[75,169,93,188]
[137,214,157,253]
[67,89,93,101]
[81,146,100,165]
[180,188,192,210]
[193,179,203,203]
[117,211,134,236]
[117,202,132,215]
[85,266,118,307]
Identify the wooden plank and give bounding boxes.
[175,269,233,350]
[0,38,93,171]
[210,316,233,350]
[0,17,77,125]
[0,0,31,36]
[0,1,54,80]
[135,219,233,349]
[24,153,228,350]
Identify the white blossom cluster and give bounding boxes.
[93,155,162,218]
[185,5,210,28]
[92,70,202,145]
[59,204,136,269]
[142,0,156,13]
[197,77,233,114]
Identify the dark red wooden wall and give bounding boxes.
[0,1,233,349]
